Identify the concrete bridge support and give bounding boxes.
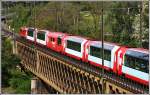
[11,40,16,54]
[31,77,49,94]
[31,77,58,94]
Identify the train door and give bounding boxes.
[57,36,62,46]
[57,36,62,52]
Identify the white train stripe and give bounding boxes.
[65,48,82,58]
[37,39,46,45]
[27,36,34,41]
[111,46,120,69]
[88,55,111,68]
[81,40,87,55]
[122,66,148,81]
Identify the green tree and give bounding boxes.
[2,36,32,93]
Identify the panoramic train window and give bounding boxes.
[124,55,148,73]
[57,37,62,45]
[90,46,111,61]
[67,40,81,52]
[90,46,102,58]
[104,50,111,61]
[37,32,45,41]
[27,28,34,37]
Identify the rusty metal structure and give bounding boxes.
[15,40,136,94]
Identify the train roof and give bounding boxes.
[52,32,68,35]
[65,36,88,43]
[28,27,34,29]
[125,48,149,60]
[48,32,68,37]
[129,48,149,53]
[38,30,50,33]
[20,26,28,30]
[89,41,119,51]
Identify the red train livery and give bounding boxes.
[19,27,149,86]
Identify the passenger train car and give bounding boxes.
[19,27,149,86]
[64,36,88,60]
[84,41,121,70]
[122,48,149,85]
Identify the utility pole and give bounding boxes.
[34,1,36,31]
[101,1,105,94]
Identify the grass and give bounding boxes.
[2,87,17,94]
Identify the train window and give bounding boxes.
[57,37,61,45]
[90,46,102,58]
[104,49,111,61]
[67,40,81,52]
[124,55,148,73]
[136,58,148,73]
[37,32,45,41]
[90,46,111,61]
[27,28,34,37]
[124,55,133,68]
[124,55,136,69]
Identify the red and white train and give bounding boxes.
[19,27,149,86]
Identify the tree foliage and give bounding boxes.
[2,37,31,94]
[2,1,149,93]
[5,1,149,49]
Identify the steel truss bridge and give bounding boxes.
[2,26,149,94]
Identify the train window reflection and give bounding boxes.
[124,55,148,73]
